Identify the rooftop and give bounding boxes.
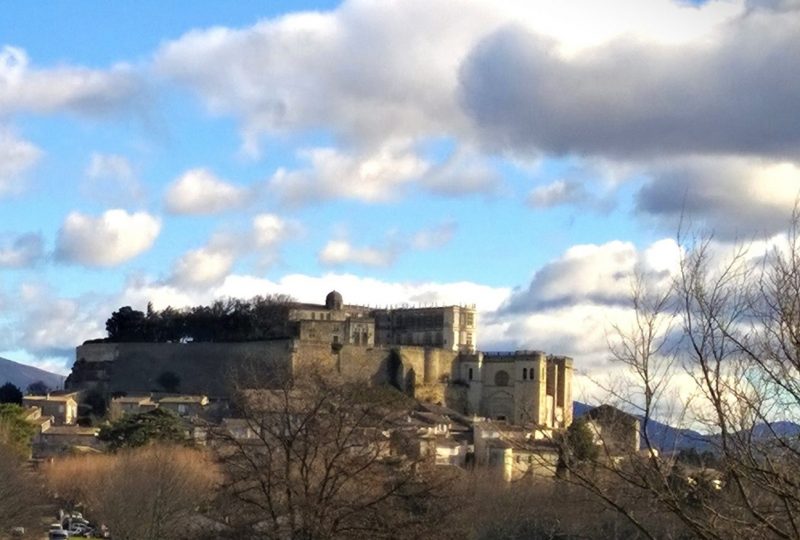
[42,425,99,436]
[158,395,209,404]
[24,394,76,403]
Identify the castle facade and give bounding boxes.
[68,292,572,429]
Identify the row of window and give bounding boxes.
[467,367,536,383]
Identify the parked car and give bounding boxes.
[48,529,69,540]
[69,522,95,537]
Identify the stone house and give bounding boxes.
[585,404,641,458]
[108,395,157,420]
[22,393,78,425]
[157,395,209,417]
[32,425,102,458]
[474,421,560,481]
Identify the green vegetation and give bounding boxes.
[0,381,23,404]
[98,408,190,451]
[26,380,51,395]
[0,403,35,457]
[564,417,599,464]
[101,294,296,343]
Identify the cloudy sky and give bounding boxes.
[1,0,798,397]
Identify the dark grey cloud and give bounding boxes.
[502,241,638,313]
[635,157,800,239]
[501,239,677,314]
[458,10,800,161]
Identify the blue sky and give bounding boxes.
[1,0,799,394]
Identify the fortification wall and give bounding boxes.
[73,341,295,397]
[71,340,469,412]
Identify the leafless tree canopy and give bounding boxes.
[560,212,800,540]
[211,368,461,540]
[0,439,42,536]
[45,445,219,540]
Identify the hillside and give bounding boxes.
[0,356,66,393]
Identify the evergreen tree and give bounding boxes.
[0,382,23,405]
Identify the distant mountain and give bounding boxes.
[0,356,66,393]
[574,401,800,453]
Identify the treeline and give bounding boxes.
[100,294,296,343]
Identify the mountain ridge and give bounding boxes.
[574,401,799,452]
[0,356,66,393]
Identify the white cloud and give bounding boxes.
[528,180,586,208]
[0,128,41,196]
[164,168,250,214]
[83,152,144,204]
[421,146,501,196]
[318,240,394,267]
[86,152,134,180]
[55,209,161,267]
[0,232,43,268]
[168,214,290,287]
[411,221,457,250]
[252,213,287,248]
[155,0,739,153]
[132,271,511,323]
[269,142,428,205]
[0,45,142,117]
[169,244,236,288]
[153,0,800,234]
[13,283,105,358]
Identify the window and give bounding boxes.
[494,370,510,386]
[333,335,339,344]
[468,368,473,380]
[466,313,474,326]
[466,333,473,346]
[326,313,331,320]
[311,312,316,320]
[522,368,528,380]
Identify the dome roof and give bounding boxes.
[325,290,343,310]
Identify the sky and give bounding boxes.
[1,0,799,401]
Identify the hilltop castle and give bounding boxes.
[68,291,573,428]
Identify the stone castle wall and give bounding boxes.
[71,340,461,401]
[72,341,295,397]
[70,341,572,428]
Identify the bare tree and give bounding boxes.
[46,445,219,540]
[558,214,800,540]
[210,367,461,540]
[0,440,42,537]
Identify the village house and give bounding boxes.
[23,393,79,425]
[108,395,157,420]
[153,395,209,418]
[32,425,103,458]
[474,421,560,481]
[585,404,641,460]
